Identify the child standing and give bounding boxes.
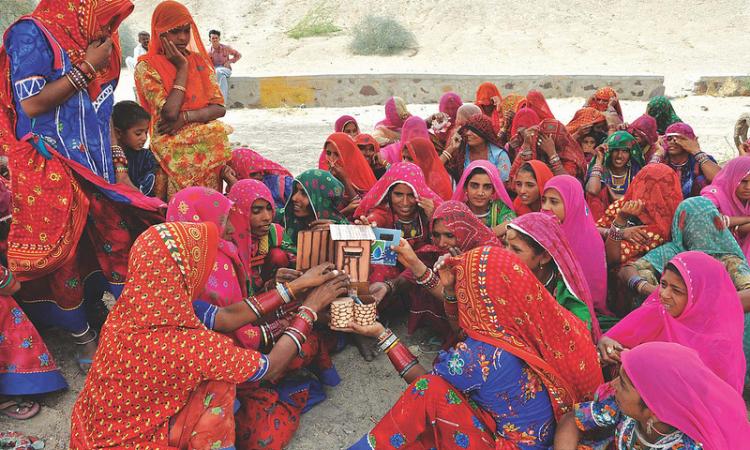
[112,101,158,196]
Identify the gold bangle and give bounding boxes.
[172,84,186,92]
[64,73,79,91]
[82,60,97,74]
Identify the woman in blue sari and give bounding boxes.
[0,0,163,373]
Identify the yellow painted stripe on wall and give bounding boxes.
[259,77,315,108]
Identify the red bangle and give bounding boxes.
[387,342,417,376]
[254,290,285,317]
[288,315,313,338]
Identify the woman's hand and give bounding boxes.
[340,198,361,217]
[221,165,238,187]
[594,144,607,165]
[434,254,456,291]
[0,277,21,296]
[275,268,302,284]
[418,197,435,218]
[293,263,336,291]
[309,219,333,231]
[161,36,188,69]
[354,215,375,227]
[331,320,386,338]
[622,226,650,246]
[369,281,390,304]
[156,113,186,135]
[597,336,626,365]
[392,238,420,268]
[302,272,350,312]
[85,37,114,71]
[618,199,644,220]
[675,135,701,155]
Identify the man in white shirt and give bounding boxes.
[126,31,150,70]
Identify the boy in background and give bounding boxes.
[112,101,157,197]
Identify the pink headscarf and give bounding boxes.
[334,115,358,133]
[379,116,429,164]
[439,92,462,123]
[452,160,513,210]
[375,96,409,131]
[543,175,608,314]
[227,179,276,271]
[353,162,444,225]
[701,156,750,258]
[627,114,659,146]
[623,342,750,449]
[607,251,746,393]
[509,212,601,341]
[166,187,247,306]
[230,147,292,180]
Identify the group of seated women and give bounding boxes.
[63,83,750,449]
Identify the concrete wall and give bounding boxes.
[693,76,750,97]
[226,74,665,109]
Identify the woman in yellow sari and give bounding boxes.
[135,0,232,200]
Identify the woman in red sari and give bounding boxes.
[227,147,293,214]
[513,160,554,216]
[344,246,602,449]
[70,221,348,450]
[323,132,377,218]
[401,137,454,200]
[474,82,503,133]
[510,119,587,181]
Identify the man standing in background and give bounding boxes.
[126,31,150,70]
[208,29,241,105]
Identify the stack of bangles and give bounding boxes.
[415,268,440,290]
[243,282,296,318]
[441,151,452,161]
[590,163,604,179]
[111,145,128,174]
[443,290,458,319]
[608,222,626,241]
[720,214,731,229]
[0,266,15,290]
[377,328,418,378]
[64,60,95,91]
[627,274,649,294]
[548,153,563,170]
[519,148,533,161]
[694,151,711,166]
[282,306,318,357]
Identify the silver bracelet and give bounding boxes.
[276,283,292,304]
[282,330,303,356]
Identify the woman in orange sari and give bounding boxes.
[135,0,232,200]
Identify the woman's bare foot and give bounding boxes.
[73,328,98,375]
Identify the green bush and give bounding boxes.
[349,15,417,56]
[0,0,37,34]
[286,2,341,39]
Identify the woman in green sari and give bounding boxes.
[281,169,349,254]
[646,96,682,135]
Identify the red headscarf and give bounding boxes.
[137,0,217,116]
[404,137,453,200]
[520,90,555,120]
[353,162,444,227]
[510,107,541,140]
[566,107,605,136]
[230,148,292,180]
[325,132,377,193]
[530,119,587,179]
[627,114,659,146]
[355,133,381,153]
[586,86,623,119]
[512,160,554,216]
[474,82,502,132]
[439,92,462,123]
[70,222,267,448]
[449,246,602,420]
[431,201,500,251]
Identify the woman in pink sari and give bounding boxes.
[227,147,293,214]
[379,115,430,164]
[599,251,746,393]
[452,160,515,237]
[372,96,411,146]
[542,175,608,315]
[701,155,750,260]
[555,341,750,449]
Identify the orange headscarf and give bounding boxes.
[325,132,377,193]
[450,246,602,419]
[566,107,605,136]
[404,137,453,200]
[475,82,502,132]
[586,86,623,119]
[512,160,554,216]
[137,0,218,116]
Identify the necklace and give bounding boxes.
[542,268,555,288]
[632,423,682,449]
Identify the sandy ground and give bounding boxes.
[5,92,750,448]
[122,0,750,95]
